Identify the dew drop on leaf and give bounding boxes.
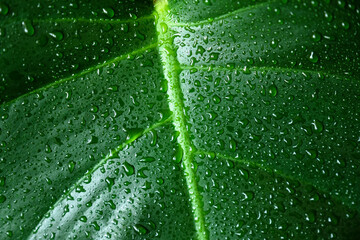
[139,157,155,163]
[122,161,135,176]
[105,177,115,192]
[133,224,149,235]
[311,119,324,133]
[22,21,35,36]
[91,221,100,231]
[160,22,168,33]
[305,211,316,223]
[5,231,12,238]
[308,51,319,63]
[341,21,350,30]
[102,7,114,18]
[79,216,87,222]
[68,160,76,173]
[49,31,64,41]
[104,200,116,209]
[311,32,321,42]
[268,84,278,97]
[0,3,9,16]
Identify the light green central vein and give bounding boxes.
[155,1,208,240]
[26,115,173,240]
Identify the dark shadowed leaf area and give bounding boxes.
[1,0,360,239]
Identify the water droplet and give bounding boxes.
[160,22,168,33]
[229,138,237,152]
[123,161,135,176]
[45,144,52,153]
[90,105,98,113]
[270,39,278,48]
[105,200,116,209]
[6,231,12,237]
[0,3,9,16]
[174,146,183,163]
[196,46,205,55]
[311,119,324,133]
[49,31,64,41]
[22,21,35,36]
[241,191,254,201]
[268,84,278,97]
[68,161,76,173]
[210,52,219,60]
[308,51,319,63]
[311,32,321,42]
[139,157,155,163]
[305,211,316,223]
[79,216,87,222]
[341,21,350,30]
[212,95,221,104]
[108,85,118,92]
[134,31,145,41]
[105,177,115,192]
[91,221,101,231]
[102,7,114,18]
[305,149,318,159]
[324,11,333,21]
[133,224,149,235]
[87,135,98,144]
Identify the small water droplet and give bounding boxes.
[160,22,168,33]
[49,31,64,41]
[105,200,116,209]
[305,211,316,223]
[268,84,278,97]
[308,51,319,63]
[22,21,35,36]
[79,216,87,222]
[133,224,149,235]
[139,157,155,163]
[341,21,350,30]
[91,221,101,231]
[102,7,114,18]
[312,119,324,133]
[311,32,321,42]
[123,161,135,176]
[105,177,115,192]
[68,161,76,173]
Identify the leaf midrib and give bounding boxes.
[155,0,208,239]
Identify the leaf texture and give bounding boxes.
[0,0,360,239]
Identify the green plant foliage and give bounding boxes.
[0,0,359,239]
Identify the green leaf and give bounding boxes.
[1,0,360,239]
